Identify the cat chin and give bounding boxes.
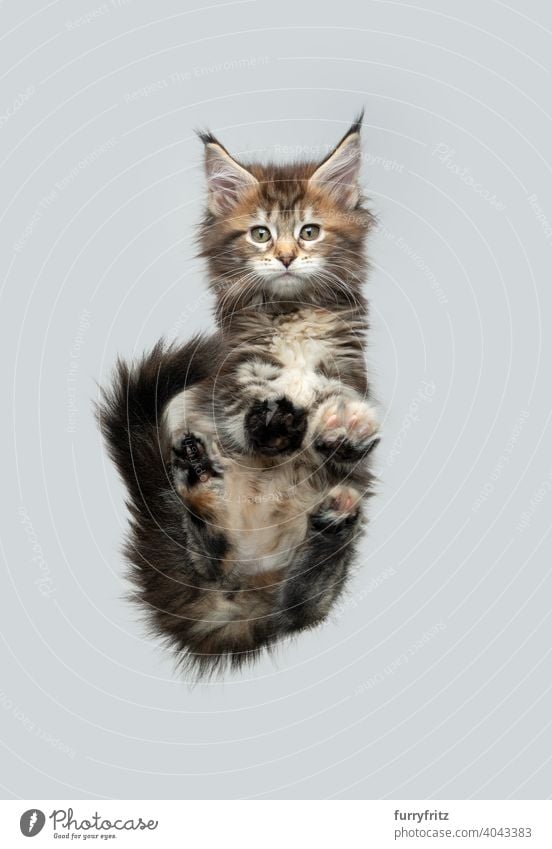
[257,270,313,288]
[264,276,309,296]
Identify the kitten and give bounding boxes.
[98,112,380,675]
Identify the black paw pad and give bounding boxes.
[245,397,307,456]
[172,434,219,486]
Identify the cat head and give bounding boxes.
[197,113,373,319]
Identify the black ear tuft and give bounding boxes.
[309,112,364,207]
[199,129,258,215]
[314,110,364,173]
[196,128,222,147]
[343,108,364,141]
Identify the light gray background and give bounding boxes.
[1,0,551,800]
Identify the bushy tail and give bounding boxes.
[97,336,231,673]
[97,335,218,511]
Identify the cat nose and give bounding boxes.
[278,254,295,268]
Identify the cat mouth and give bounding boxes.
[264,269,308,281]
[253,267,316,287]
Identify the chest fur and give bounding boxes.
[271,310,334,366]
[267,309,342,407]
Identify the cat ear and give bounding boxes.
[199,131,258,216]
[309,112,363,207]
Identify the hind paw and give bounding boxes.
[310,485,362,533]
[172,433,224,488]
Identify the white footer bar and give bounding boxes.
[1,800,551,847]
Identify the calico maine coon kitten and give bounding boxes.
[98,113,380,674]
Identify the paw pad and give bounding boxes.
[314,398,380,462]
[245,397,307,456]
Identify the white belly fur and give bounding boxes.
[221,461,319,574]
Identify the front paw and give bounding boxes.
[310,485,362,534]
[312,397,380,464]
[245,397,307,456]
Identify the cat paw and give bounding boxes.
[245,397,307,456]
[312,397,380,463]
[310,485,362,533]
[171,433,224,488]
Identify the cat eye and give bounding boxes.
[250,226,271,243]
[299,224,321,241]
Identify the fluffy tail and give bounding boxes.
[98,335,218,509]
[97,335,232,673]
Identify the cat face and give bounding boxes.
[198,115,373,317]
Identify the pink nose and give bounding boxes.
[278,254,295,268]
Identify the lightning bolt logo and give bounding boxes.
[19,808,45,837]
[28,811,38,833]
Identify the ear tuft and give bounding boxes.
[196,128,220,146]
[309,112,364,208]
[199,130,258,216]
[348,108,365,138]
